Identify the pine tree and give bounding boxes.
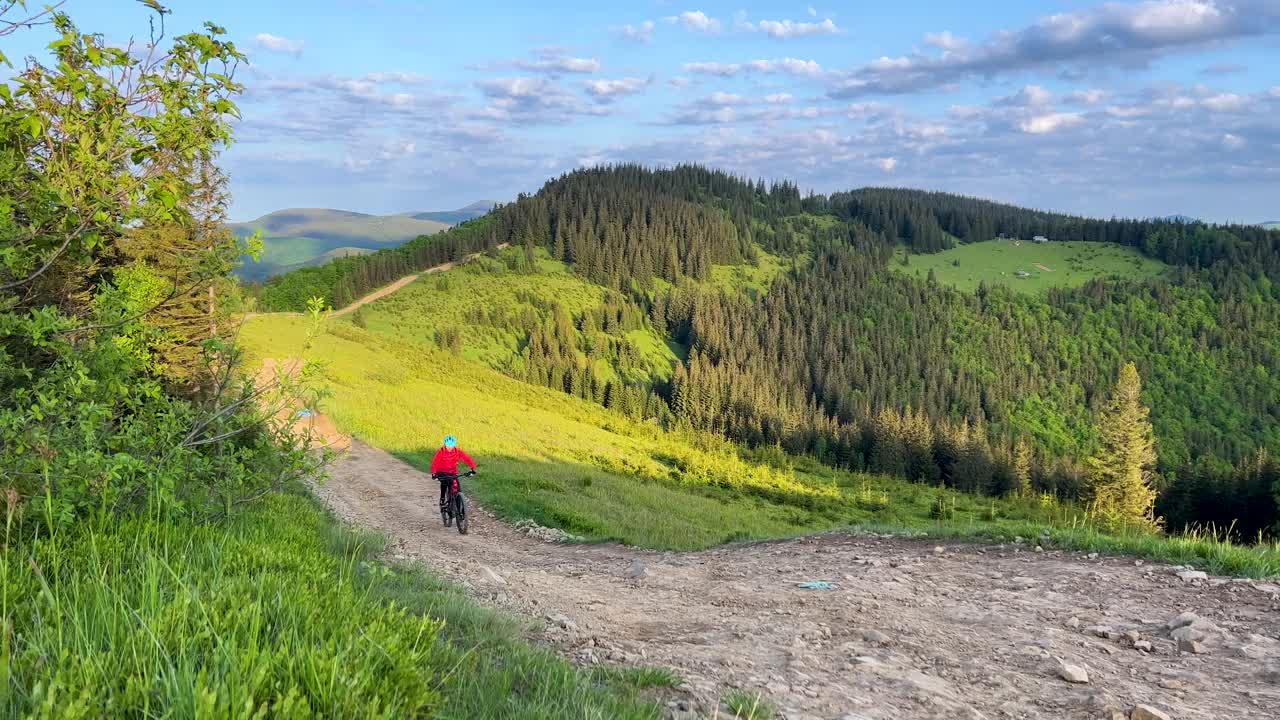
[1009,437,1032,497]
[1086,362,1158,526]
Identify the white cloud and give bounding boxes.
[1018,112,1085,134]
[1068,89,1107,104]
[829,0,1280,98]
[1007,84,1052,107]
[876,157,898,171]
[1106,105,1151,118]
[584,77,650,101]
[705,91,748,106]
[618,20,656,42]
[254,33,304,55]
[514,50,601,75]
[1222,132,1246,149]
[684,58,823,77]
[947,104,985,119]
[748,58,824,76]
[682,62,740,76]
[475,76,606,122]
[378,140,417,160]
[739,17,843,39]
[1201,92,1248,111]
[924,31,967,52]
[764,93,793,104]
[665,10,721,33]
[669,76,692,88]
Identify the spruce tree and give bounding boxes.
[1087,362,1158,525]
[1009,437,1032,497]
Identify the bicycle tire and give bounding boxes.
[454,493,468,535]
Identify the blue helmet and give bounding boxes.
[443,435,457,448]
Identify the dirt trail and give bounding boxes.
[319,441,1280,720]
[244,243,510,320]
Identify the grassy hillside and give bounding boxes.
[353,248,681,381]
[402,200,498,225]
[240,260,1280,574]
[896,239,1169,293]
[709,246,796,298]
[1264,222,1280,230]
[233,209,449,281]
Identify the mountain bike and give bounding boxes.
[437,469,475,535]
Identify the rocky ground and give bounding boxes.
[319,440,1280,720]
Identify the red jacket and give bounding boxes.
[430,446,475,476]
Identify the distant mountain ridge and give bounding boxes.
[398,200,498,225]
[232,203,497,281]
[1263,221,1280,230]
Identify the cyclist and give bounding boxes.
[430,434,477,512]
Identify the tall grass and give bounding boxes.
[1,491,663,718]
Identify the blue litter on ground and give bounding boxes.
[296,409,313,417]
[796,581,836,590]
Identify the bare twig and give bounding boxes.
[0,224,86,291]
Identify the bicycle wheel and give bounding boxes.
[454,493,468,535]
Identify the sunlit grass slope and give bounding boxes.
[710,247,797,298]
[241,309,1280,575]
[897,239,1169,293]
[353,249,680,382]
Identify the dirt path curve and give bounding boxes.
[244,243,510,320]
[320,441,1280,720]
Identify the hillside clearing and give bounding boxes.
[320,440,1280,720]
[898,239,1168,293]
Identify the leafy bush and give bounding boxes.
[0,6,317,530]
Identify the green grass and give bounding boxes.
[2,491,664,718]
[353,248,678,383]
[710,248,795,298]
[897,239,1169,293]
[1263,222,1280,231]
[724,689,775,719]
[241,299,1280,576]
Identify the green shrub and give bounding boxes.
[930,494,956,520]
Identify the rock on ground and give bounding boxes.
[1130,704,1172,720]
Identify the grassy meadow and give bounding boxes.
[3,490,671,718]
[241,286,1280,575]
[898,239,1169,293]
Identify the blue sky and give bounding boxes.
[7,1,1280,222]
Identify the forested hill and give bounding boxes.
[253,164,1280,537]
[832,188,1279,271]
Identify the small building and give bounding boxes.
[1033,235,1049,243]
